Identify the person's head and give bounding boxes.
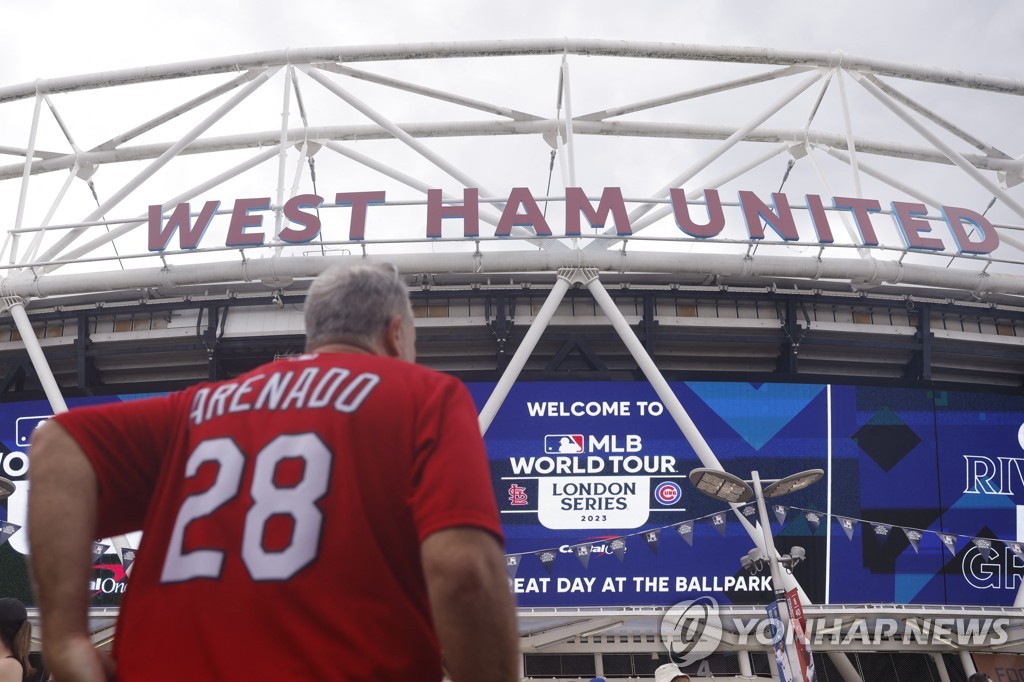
[968,674,990,682]
[0,598,31,672]
[654,663,689,682]
[303,263,415,361]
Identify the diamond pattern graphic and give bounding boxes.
[852,407,921,472]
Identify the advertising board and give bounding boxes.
[0,381,1022,610]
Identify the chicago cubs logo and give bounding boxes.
[655,481,682,506]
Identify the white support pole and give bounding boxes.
[321,62,539,121]
[853,71,1024,243]
[320,140,531,239]
[35,67,277,266]
[21,161,80,267]
[300,65,494,200]
[827,651,863,682]
[584,142,792,249]
[959,650,977,676]
[836,70,864,200]
[303,65,562,248]
[7,300,135,563]
[578,65,813,121]
[37,144,287,273]
[931,653,952,682]
[11,94,44,266]
[737,649,753,678]
[752,471,804,681]
[93,72,254,151]
[583,273,807,599]
[624,70,823,225]
[804,145,873,258]
[560,57,577,188]
[823,146,1024,257]
[6,300,67,413]
[586,273,863,680]
[478,275,570,434]
[274,71,293,240]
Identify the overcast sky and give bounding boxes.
[3,0,1022,83]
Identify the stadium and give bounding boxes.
[1,40,1024,680]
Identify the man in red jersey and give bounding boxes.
[29,263,519,682]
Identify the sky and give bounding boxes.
[0,0,1022,280]
[2,0,1021,84]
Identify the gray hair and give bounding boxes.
[303,263,411,352]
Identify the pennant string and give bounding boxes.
[505,503,1014,565]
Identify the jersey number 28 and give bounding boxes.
[160,433,331,583]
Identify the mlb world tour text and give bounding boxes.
[148,186,998,253]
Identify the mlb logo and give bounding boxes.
[15,415,52,447]
[545,434,584,454]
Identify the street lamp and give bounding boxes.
[689,467,822,682]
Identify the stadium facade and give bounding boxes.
[1,41,1024,680]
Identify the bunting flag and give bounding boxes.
[676,521,694,547]
[644,529,660,555]
[575,544,591,570]
[835,516,857,541]
[535,549,557,575]
[506,554,521,579]
[804,511,822,535]
[939,533,958,556]
[972,538,996,561]
[92,542,110,564]
[121,548,137,574]
[902,528,923,554]
[0,522,20,548]
[502,505,1024,576]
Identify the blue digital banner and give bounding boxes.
[1,382,1023,610]
[469,381,1024,608]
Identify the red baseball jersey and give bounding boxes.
[54,352,503,681]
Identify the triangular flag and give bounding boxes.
[535,549,557,575]
[711,512,728,537]
[973,537,995,561]
[741,505,757,519]
[902,528,923,554]
[1008,542,1024,559]
[575,544,591,570]
[0,522,20,548]
[773,505,788,527]
[804,511,821,535]
[835,516,857,541]
[870,523,891,539]
[506,554,521,579]
[92,542,110,564]
[939,533,958,556]
[121,548,137,574]
[609,537,627,562]
[644,529,660,555]
[676,521,694,547]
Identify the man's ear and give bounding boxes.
[382,315,404,358]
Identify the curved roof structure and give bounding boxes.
[0,40,1021,394]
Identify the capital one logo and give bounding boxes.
[660,596,722,666]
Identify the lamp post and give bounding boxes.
[689,467,822,682]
